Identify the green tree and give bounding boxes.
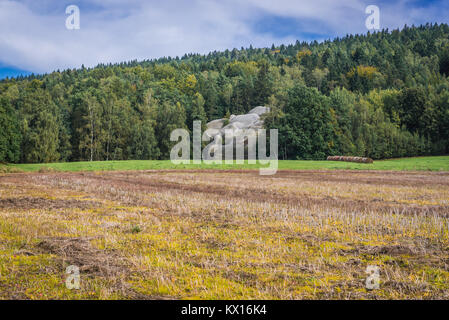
[191,92,207,130]
[18,80,60,163]
[129,89,160,159]
[254,59,273,105]
[0,95,21,163]
[155,101,187,159]
[280,85,335,159]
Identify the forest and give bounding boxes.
[1,23,449,163]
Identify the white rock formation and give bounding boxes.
[203,106,270,160]
[248,106,270,116]
[206,119,226,129]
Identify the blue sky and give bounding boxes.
[1,0,449,79]
[0,63,30,78]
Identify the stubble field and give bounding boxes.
[1,169,449,299]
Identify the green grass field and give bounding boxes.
[1,155,448,172]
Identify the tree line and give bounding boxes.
[1,23,449,163]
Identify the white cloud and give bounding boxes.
[0,0,448,73]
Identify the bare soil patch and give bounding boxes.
[75,172,449,217]
[0,197,100,210]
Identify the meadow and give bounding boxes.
[1,158,448,299]
[2,155,449,173]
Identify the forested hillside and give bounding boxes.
[1,23,449,163]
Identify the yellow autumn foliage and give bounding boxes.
[296,49,312,63]
[347,65,379,79]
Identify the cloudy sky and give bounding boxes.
[0,0,448,78]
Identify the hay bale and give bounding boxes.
[327,156,373,164]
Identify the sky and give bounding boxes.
[0,0,448,79]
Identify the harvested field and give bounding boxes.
[1,170,448,299]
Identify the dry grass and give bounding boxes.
[0,170,448,299]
